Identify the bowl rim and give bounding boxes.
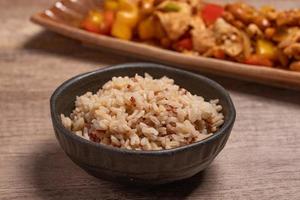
[50,62,236,155]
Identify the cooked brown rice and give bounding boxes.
[61,73,224,150]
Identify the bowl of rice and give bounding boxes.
[50,63,236,184]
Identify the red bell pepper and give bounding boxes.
[201,3,224,26]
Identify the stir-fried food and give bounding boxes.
[80,0,300,71]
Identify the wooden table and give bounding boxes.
[1,1,299,199]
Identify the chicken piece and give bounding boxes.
[224,2,270,30]
[276,9,300,27]
[190,16,216,54]
[213,18,247,57]
[190,14,206,31]
[155,1,191,40]
[222,11,245,29]
[279,28,300,60]
[192,31,216,55]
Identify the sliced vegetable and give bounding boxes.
[161,2,181,12]
[256,39,277,59]
[175,38,193,51]
[111,0,139,40]
[244,54,273,67]
[201,3,224,25]
[81,10,103,33]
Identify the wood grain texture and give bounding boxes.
[0,0,300,200]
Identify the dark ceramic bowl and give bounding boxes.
[50,63,236,185]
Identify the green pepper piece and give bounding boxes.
[162,2,181,12]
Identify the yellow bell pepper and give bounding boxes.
[111,0,139,40]
[104,0,119,11]
[256,39,277,60]
[112,24,132,40]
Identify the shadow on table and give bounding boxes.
[29,143,212,200]
[24,30,300,106]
